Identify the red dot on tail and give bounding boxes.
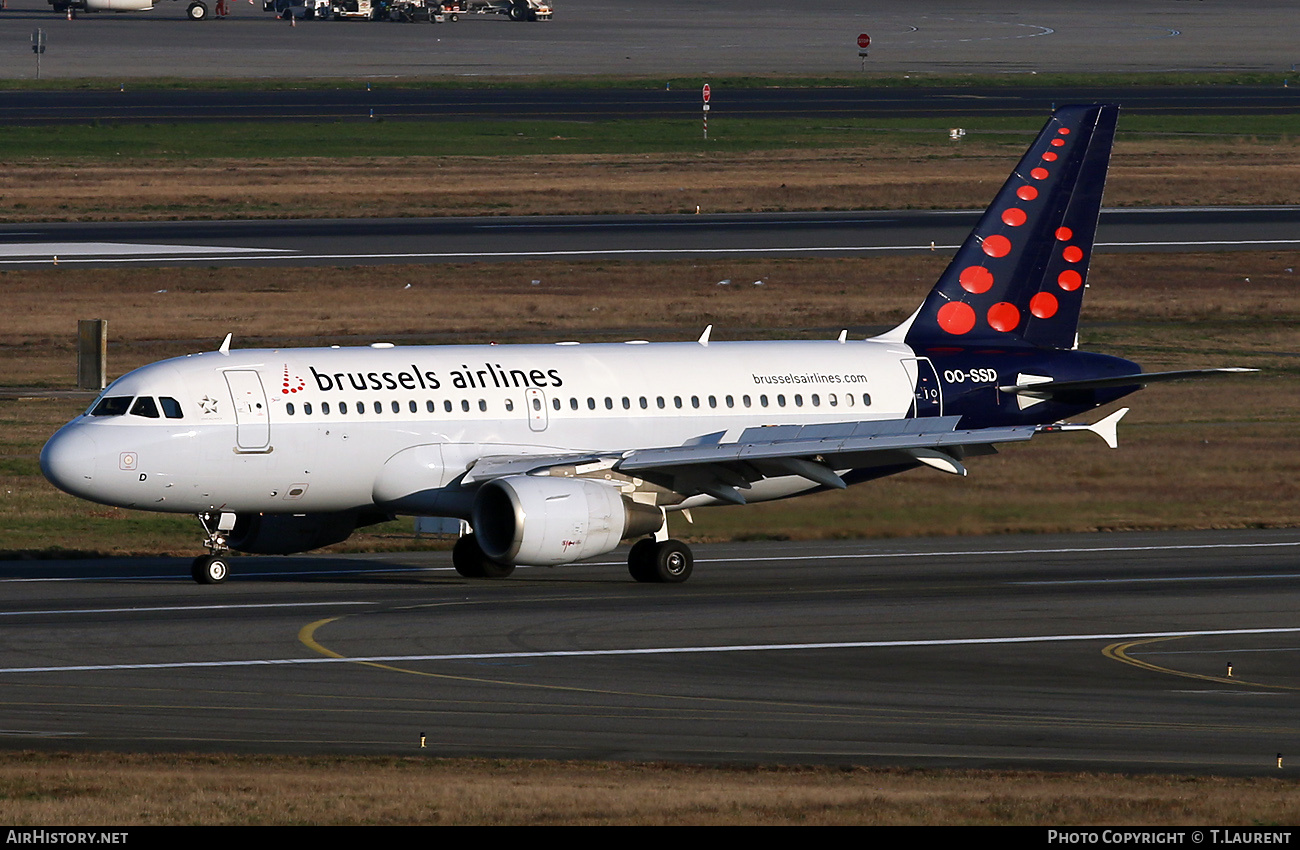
[1055,226,1073,241]
[1062,245,1084,263]
[1058,127,1071,135]
[959,265,994,294]
[987,302,1021,332]
[937,302,977,335]
[982,234,1012,258]
[1058,270,1083,291]
[1001,208,1027,227]
[1030,292,1059,319]
[1031,167,1049,180]
[1017,185,1038,201]
[1042,151,1058,162]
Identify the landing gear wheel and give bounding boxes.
[628,539,693,583]
[187,1,209,19]
[452,534,516,579]
[508,2,527,21]
[191,554,229,584]
[627,538,659,582]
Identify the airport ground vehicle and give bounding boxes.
[466,0,551,21]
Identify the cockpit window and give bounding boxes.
[130,397,160,419]
[159,397,183,419]
[90,396,132,417]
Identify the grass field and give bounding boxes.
[2,251,1295,556]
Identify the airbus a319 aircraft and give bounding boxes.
[41,105,1248,585]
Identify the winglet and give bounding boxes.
[218,333,233,356]
[698,324,712,347]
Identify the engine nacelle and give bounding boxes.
[227,511,385,555]
[472,475,663,566]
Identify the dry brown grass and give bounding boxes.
[2,251,1297,554]
[2,138,1298,221]
[0,753,1295,825]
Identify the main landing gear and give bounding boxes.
[627,537,694,583]
[192,511,235,584]
[450,532,694,583]
[451,533,516,579]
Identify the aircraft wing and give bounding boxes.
[463,416,1036,505]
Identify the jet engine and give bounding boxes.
[472,475,663,566]
[226,510,388,555]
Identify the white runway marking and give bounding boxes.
[0,242,290,258]
[5,236,1294,266]
[4,626,1299,675]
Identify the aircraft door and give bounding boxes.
[525,388,548,432]
[902,357,943,417]
[224,370,271,450]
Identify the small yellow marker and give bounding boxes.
[52,256,58,265]
[1226,661,1233,677]
[1278,753,1284,769]
[419,733,426,748]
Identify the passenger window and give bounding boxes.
[708,396,717,408]
[304,402,313,415]
[862,393,872,406]
[760,395,769,407]
[794,394,803,407]
[605,397,614,410]
[478,399,487,412]
[130,397,160,418]
[159,397,184,419]
[657,397,665,409]
[622,397,631,410]
[322,402,331,415]
[375,401,384,414]
[743,395,751,408]
[355,402,364,415]
[811,394,820,407]
[639,397,648,409]
[552,398,560,411]
[409,400,417,413]
[691,396,700,409]
[445,400,453,412]
[427,400,435,413]
[777,394,786,407]
[339,402,348,414]
[286,403,295,416]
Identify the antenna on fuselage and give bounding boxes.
[218,333,232,356]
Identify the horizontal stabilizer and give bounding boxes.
[1038,407,1129,449]
[999,368,1257,400]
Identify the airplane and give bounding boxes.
[40,104,1251,586]
[49,0,219,21]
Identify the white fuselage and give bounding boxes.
[43,337,927,517]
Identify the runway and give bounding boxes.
[1,530,1297,773]
[3,206,1299,268]
[0,0,1294,78]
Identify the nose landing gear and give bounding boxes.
[192,511,236,584]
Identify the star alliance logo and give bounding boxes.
[198,395,219,415]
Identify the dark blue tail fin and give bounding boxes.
[903,104,1118,350]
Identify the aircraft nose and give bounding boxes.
[40,426,99,500]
